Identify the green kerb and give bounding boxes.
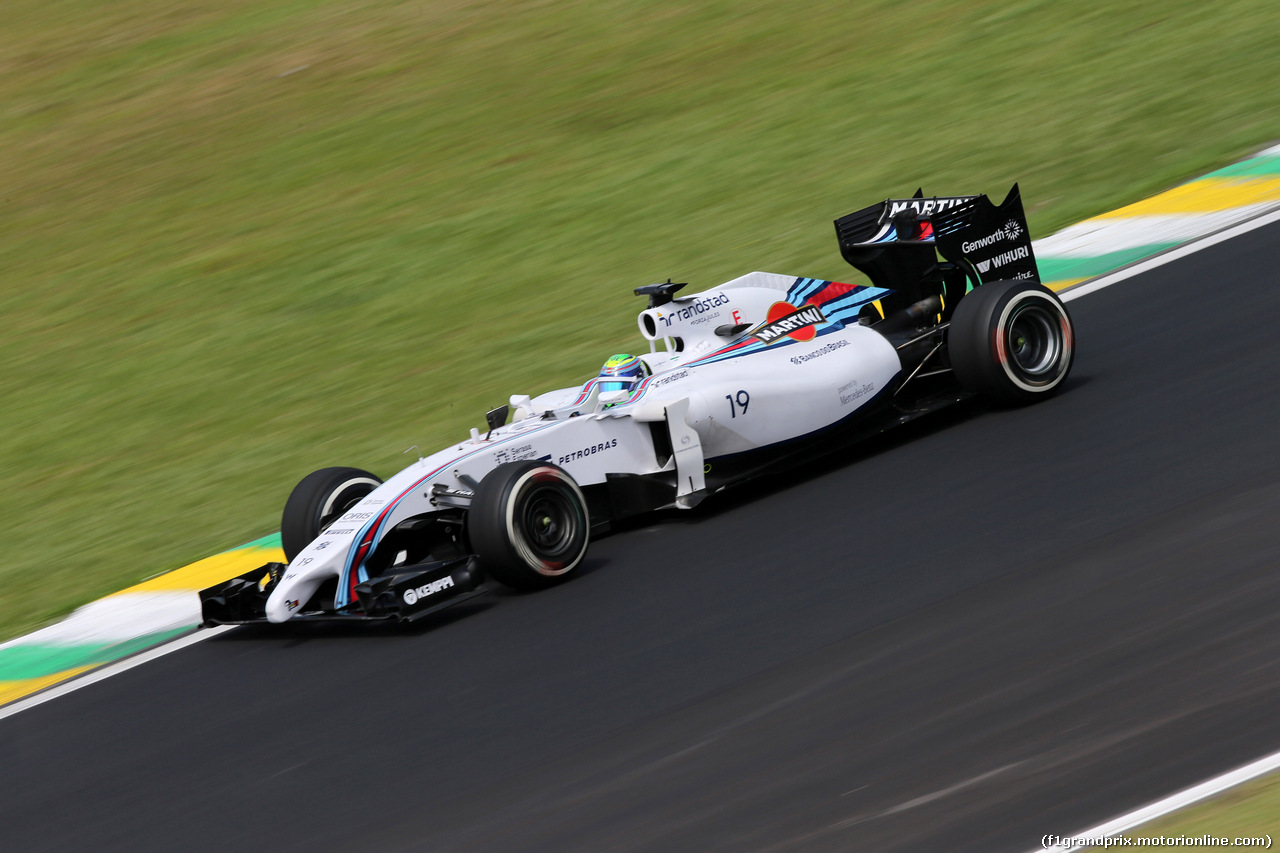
[1039,245,1181,284]
[0,628,193,681]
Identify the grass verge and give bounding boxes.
[1121,772,1280,848]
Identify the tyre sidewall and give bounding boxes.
[470,461,590,590]
[281,467,382,562]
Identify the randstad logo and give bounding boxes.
[658,293,730,327]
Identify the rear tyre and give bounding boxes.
[468,461,590,590]
[948,280,1074,404]
[281,467,383,562]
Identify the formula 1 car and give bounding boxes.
[201,185,1073,626]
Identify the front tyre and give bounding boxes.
[281,466,383,562]
[948,280,1074,404]
[469,461,590,590]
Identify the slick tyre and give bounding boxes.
[281,467,383,562]
[948,280,1074,404]
[469,461,590,590]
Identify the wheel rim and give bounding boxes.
[517,484,581,565]
[1004,302,1063,383]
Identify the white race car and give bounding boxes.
[201,185,1074,625]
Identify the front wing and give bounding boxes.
[200,557,488,626]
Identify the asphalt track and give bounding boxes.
[6,223,1280,852]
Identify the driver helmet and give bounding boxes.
[597,353,648,396]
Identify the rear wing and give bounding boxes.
[833,185,1039,298]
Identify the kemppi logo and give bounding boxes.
[403,576,455,606]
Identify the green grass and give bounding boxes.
[1122,772,1280,847]
[2,0,1278,640]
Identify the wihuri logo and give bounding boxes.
[752,302,827,344]
[974,245,1030,274]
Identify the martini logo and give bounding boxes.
[752,302,827,344]
[888,195,977,217]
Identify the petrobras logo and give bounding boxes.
[974,245,1030,274]
[752,302,827,345]
[887,195,977,217]
[961,219,1025,254]
[559,438,618,466]
[403,576,455,606]
[658,293,730,328]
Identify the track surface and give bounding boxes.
[7,224,1280,852]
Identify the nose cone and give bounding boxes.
[265,562,336,623]
[265,587,303,623]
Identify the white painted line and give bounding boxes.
[1036,204,1280,257]
[0,626,234,722]
[0,591,201,649]
[1029,747,1280,852]
[1058,206,1280,303]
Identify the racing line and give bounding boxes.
[5,215,1280,851]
